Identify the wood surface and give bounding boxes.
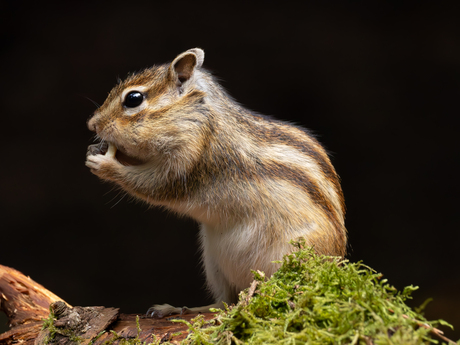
[0,264,215,344]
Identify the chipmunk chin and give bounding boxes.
[107,142,146,166]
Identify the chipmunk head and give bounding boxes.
[87,48,208,167]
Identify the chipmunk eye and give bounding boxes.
[123,91,144,108]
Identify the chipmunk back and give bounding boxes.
[86,48,346,317]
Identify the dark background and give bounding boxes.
[1,1,459,340]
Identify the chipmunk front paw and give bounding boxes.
[86,142,122,180]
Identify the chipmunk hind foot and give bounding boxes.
[146,302,224,318]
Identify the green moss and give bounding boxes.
[41,307,57,344]
[174,240,457,345]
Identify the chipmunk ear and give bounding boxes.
[170,48,204,85]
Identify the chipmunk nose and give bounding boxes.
[87,116,98,132]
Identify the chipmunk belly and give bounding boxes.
[199,221,292,290]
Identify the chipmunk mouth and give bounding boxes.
[88,142,146,166]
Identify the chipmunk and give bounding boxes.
[85,48,347,318]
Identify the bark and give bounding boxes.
[0,264,215,345]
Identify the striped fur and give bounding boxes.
[86,48,347,317]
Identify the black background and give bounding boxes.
[1,1,459,340]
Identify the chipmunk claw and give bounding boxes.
[145,307,164,319]
[180,306,191,315]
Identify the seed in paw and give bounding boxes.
[87,142,109,156]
